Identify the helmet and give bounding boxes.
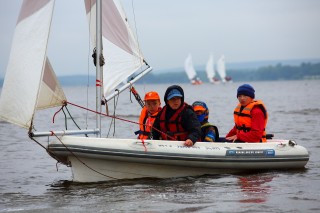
[144,91,160,101]
[192,101,209,122]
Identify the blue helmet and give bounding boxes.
[192,101,209,122]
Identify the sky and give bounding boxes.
[0,0,320,77]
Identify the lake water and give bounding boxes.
[1,80,320,212]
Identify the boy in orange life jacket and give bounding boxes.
[226,84,268,143]
[151,85,201,147]
[192,101,219,142]
[138,91,162,139]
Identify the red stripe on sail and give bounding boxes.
[17,0,51,25]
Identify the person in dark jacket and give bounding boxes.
[152,85,201,147]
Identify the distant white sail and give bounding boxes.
[84,0,146,98]
[184,54,202,85]
[205,54,219,84]
[0,0,66,129]
[217,54,226,82]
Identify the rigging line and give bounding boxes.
[53,104,89,137]
[29,136,64,168]
[106,106,113,137]
[29,135,47,150]
[51,131,160,179]
[65,106,79,130]
[67,101,138,125]
[62,108,68,130]
[130,0,144,67]
[106,98,115,137]
[113,95,117,136]
[106,90,119,137]
[66,100,176,140]
[85,0,94,131]
[64,106,88,137]
[52,105,65,123]
[28,134,66,170]
[50,131,119,180]
[31,132,158,179]
[113,90,120,137]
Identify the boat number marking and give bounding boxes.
[205,147,220,150]
[226,149,275,157]
[158,144,174,148]
[157,144,220,150]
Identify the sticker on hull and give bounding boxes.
[226,149,275,157]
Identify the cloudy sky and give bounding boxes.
[0,0,319,77]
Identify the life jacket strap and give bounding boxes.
[134,130,150,136]
[236,124,251,132]
[166,131,188,137]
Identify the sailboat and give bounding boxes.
[0,0,309,183]
[184,54,202,85]
[217,54,232,83]
[205,54,220,84]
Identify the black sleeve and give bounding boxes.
[151,116,161,140]
[181,108,202,144]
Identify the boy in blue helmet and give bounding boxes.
[192,101,219,142]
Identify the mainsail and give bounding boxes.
[84,0,147,99]
[0,0,66,129]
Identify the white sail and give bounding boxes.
[184,54,202,84]
[217,54,226,82]
[0,0,66,129]
[206,54,216,83]
[184,54,197,81]
[37,57,66,110]
[84,0,146,98]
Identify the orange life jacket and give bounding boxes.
[159,103,188,141]
[233,100,268,142]
[138,107,161,139]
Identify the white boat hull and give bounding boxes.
[47,136,309,182]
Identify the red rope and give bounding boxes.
[50,131,118,180]
[52,106,64,123]
[66,101,139,125]
[141,138,147,152]
[64,101,176,140]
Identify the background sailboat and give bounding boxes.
[206,54,220,84]
[184,54,202,85]
[216,54,232,83]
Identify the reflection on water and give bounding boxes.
[238,173,275,203]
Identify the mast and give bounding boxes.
[96,0,102,137]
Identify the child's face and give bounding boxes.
[145,100,161,114]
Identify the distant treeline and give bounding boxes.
[0,62,319,87]
[141,62,320,83]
